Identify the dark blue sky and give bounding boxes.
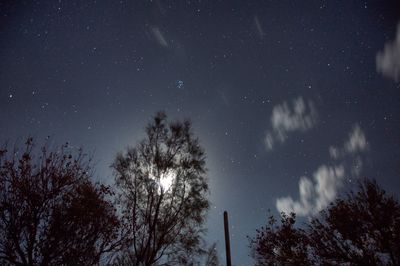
[1,1,400,265]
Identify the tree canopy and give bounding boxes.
[112,112,211,265]
[0,138,120,266]
[250,179,400,266]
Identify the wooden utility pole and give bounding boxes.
[223,211,232,266]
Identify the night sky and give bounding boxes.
[1,1,400,265]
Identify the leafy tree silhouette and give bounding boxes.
[112,112,212,265]
[0,138,120,266]
[310,179,400,265]
[250,179,400,265]
[249,212,310,266]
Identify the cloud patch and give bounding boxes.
[276,165,345,216]
[276,125,367,216]
[345,125,368,153]
[264,97,317,151]
[376,22,400,82]
[329,124,368,159]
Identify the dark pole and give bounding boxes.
[223,211,232,266]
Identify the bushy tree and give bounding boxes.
[249,212,310,266]
[250,179,400,265]
[112,112,210,265]
[0,138,120,266]
[309,179,400,265]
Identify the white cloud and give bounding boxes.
[345,125,367,153]
[264,97,317,151]
[314,165,345,211]
[264,133,275,151]
[276,125,368,217]
[376,22,400,82]
[329,124,368,159]
[276,165,345,216]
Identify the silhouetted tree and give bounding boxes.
[0,138,120,266]
[203,243,219,266]
[250,179,400,265]
[249,212,311,266]
[112,112,210,265]
[309,179,400,265]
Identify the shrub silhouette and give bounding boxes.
[0,138,120,265]
[250,179,400,265]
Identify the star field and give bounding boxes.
[1,1,400,265]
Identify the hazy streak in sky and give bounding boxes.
[150,26,168,47]
[254,15,265,39]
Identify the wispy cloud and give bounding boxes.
[254,15,265,39]
[376,22,400,82]
[329,124,368,159]
[345,125,368,153]
[276,125,368,216]
[150,26,168,48]
[264,97,317,151]
[276,165,345,216]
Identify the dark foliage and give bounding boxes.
[310,179,400,265]
[249,212,310,266]
[0,138,120,266]
[112,112,211,265]
[250,179,400,265]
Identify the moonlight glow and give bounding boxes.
[159,171,175,192]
